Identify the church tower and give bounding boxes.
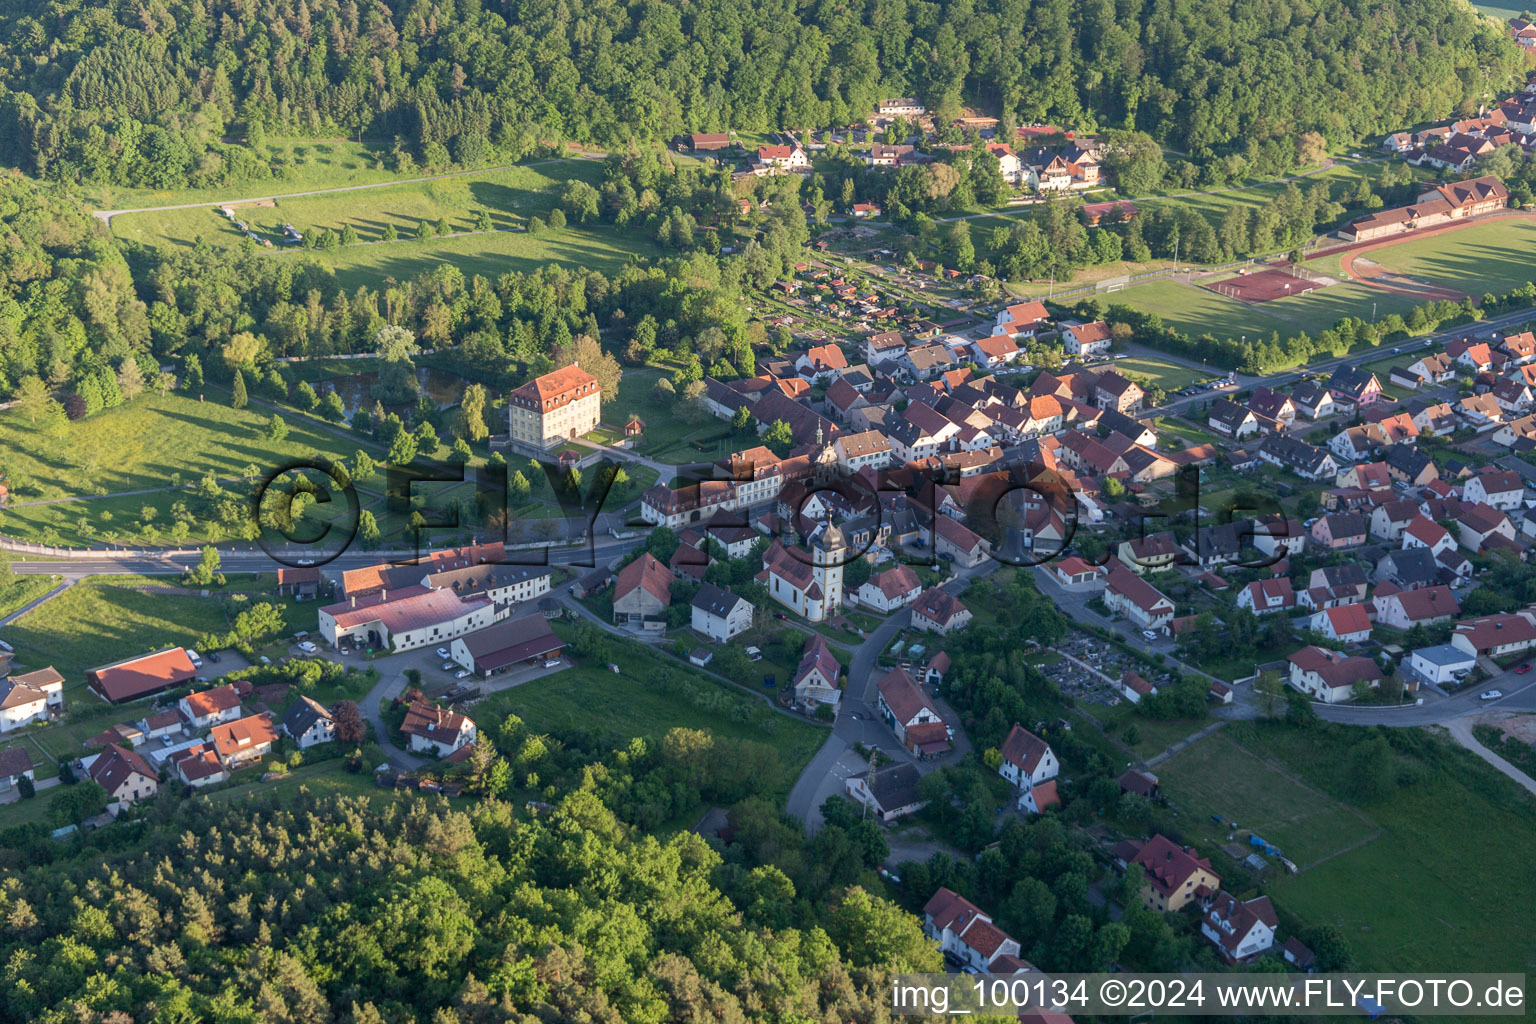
[811,519,846,618]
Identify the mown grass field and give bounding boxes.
[2,576,318,690]
[1111,355,1205,390]
[1154,730,1377,867]
[476,632,826,804]
[83,138,409,210]
[108,157,658,287]
[1353,217,1536,296]
[1163,724,1536,977]
[0,390,362,547]
[1108,280,1303,339]
[616,367,741,464]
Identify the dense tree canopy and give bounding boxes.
[0,785,920,1023]
[0,0,1521,188]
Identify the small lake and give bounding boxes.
[317,365,474,415]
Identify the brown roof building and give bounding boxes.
[87,648,198,704]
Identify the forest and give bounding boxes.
[0,0,1523,189]
[0,785,938,1024]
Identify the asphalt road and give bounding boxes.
[784,558,995,832]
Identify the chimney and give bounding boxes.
[351,595,356,608]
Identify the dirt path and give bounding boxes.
[91,153,610,226]
[1338,252,1467,302]
[1446,716,1536,798]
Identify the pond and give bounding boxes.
[316,364,474,415]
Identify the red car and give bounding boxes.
[1517,664,1532,675]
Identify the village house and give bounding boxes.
[400,700,477,757]
[1463,469,1524,510]
[1403,516,1457,557]
[178,684,243,731]
[612,553,674,631]
[1370,499,1421,542]
[1208,399,1259,439]
[1406,644,1477,687]
[1310,603,1373,644]
[689,583,754,642]
[1104,569,1175,632]
[792,635,842,713]
[1094,371,1144,414]
[844,762,925,822]
[1327,367,1382,410]
[85,743,159,809]
[1454,502,1516,552]
[0,667,64,732]
[209,713,279,769]
[876,667,951,757]
[1259,435,1338,481]
[281,696,336,749]
[856,564,923,612]
[997,723,1060,808]
[1115,834,1221,913]
[910,587,973,634]
[1287,646,1383,703]
[1290,381,1336,420]
[1237,577,1296,615]
[1060,320,1114,357]
[169,744,229,788]
[1383,445,1438,487]
[1118,533,1180,574]
[1249,386,1297,424]
[0,748,34,800]
[1201,893,1278,963]
[1372,584,1459,630]
[1311,512,1368,550]
[1451,613,1536,658]
[922,888,1025,972]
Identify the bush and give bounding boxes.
[17,775,35,799]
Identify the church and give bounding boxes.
[758,520,846,622]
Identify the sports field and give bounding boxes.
[1348,217,1536,296]
[1155,730,1378,867]
[1194,723,1536,976]
[1108,280,1302,339]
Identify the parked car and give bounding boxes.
[1481,689,1504,700]
[297,641,317,654]
[543,659,561,668]
[435,647,451,659]
[441,661,456,671]
[454,669,472,680]
[1142,630,1159,640]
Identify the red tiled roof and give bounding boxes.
[183,684,241,719]
[1000,723,1051,774]
[509,363,599,404]
[1324,603,1371,636]
[1131,834,1219,899]
[614,552,675,605]
[88,648,198,703]
[877,667,940,724]
[209,713,278,760]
